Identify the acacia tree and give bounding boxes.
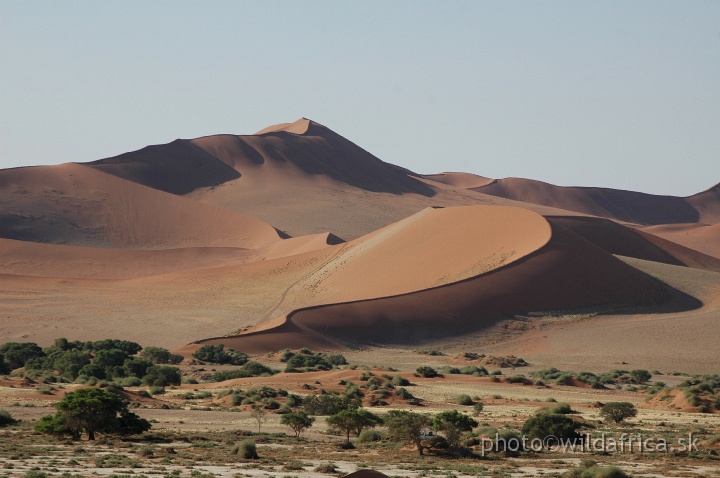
[36,388,150,440]
[250,406,268,433]
[280,411,315,437]
[432,410,478,450]
[600,402,638,423]
[384,410,430,455]
[326,408,383,444]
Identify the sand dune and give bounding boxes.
[0,163,282,249]
[422,172,495,189]
[87,139,241,195]
[473,177,715,225]
[0,238,253,279]
[196,206,670,353]
[191,118,435,196]
[547,216,720,271]
[687,182,720,224]
[2,117,717,364]
[640,223,720,260]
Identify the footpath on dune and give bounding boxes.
[188,205,672,354]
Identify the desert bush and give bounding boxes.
[456,394,473,405]
[192,344,248,365]
[473,402,484,416]
[116,376,142,387]
[326,354,348,366]
[391,375,410,386]
[233,439,258,459]
[0,342,45,369]
[142,365,181,387]
[149,385,165,395]
[562,460,631,478]
[140,346,183,364]
[285,353,332,371]
[505,374,531,385]
[358,429,382,442]
[522,413,583,448]
[600,402,637,423]
[396,387,414,400]
[0,409,18,427]
[415,366,438,378]
[314,463,338,473]
[547,402,573,414]
[630,369,651,384]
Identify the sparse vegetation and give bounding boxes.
[600,402,638,423]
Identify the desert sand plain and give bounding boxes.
[0,118,719,477]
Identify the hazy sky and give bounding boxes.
[1,1,719,196]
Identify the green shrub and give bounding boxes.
[192,344,248,365]
[547,402,573,414]
[211,361,276,381]
[522,413,583,447]
[562,461,631,478]
[396,388,414,400]
[456,394,473,405]
[233,440,258,459]
[391,375,410,386]
[142,365,181,387]
[117,376,142,387]
[415,366,438,378]
[0,409,18,427]
[149,385,165,395]
[600,402,637,424]
[358,429,382,442]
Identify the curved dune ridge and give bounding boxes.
[548,216,720,272]
[0,163,282,249]
[422,172,495,189]
[641,223,720,260]
[255,118,312,135]
[473,177,716,225]
[193,205,669,353]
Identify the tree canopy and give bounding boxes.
[36,388,150,440]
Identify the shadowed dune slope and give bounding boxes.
[0,163,281,248]
[547,216,720,272]
[87,139,241,195]
[640,223,720,260]
[473,178,718,225]
[687,182,720,224]
[195,207,670,352]
[190,118,434,196]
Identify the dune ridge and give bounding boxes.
[473,177,717,225]
[193,206,670,353]
[0,163,282,249]
[640,223,720,260]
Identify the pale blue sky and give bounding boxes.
[1,1,718,195]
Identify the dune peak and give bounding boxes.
[255,118,312,135]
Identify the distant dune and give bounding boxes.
[640,223,720,260]
[422,172,495,189]
[548,216,720,272]
[1,117,718,364]
[0,163,281,249]
[473,177,718,225]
